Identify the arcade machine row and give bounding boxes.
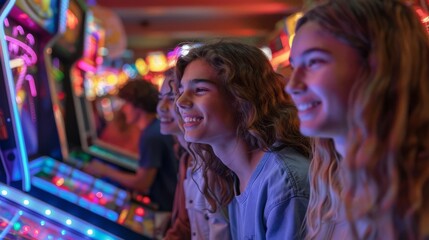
[66,12,140,172]
[0,0,119,239]
[1,0,154,239]
[45,4,157,238]
[1,1,154,239]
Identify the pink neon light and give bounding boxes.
[6,36,38,65]
[15,60,27,93]
[4,19,38,97]
[77,60,96,73]
[26,34,35,46]
[13,25,24,37]
[25,75,37,97]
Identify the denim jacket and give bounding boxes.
[228,147,310,240]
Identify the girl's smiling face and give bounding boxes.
[286,21,363,141]
[157,77,181,136]
[176,59,236,145]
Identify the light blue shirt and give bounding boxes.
[185,163,231,240]
[228,147,310,240]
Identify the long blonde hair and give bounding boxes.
[298,0,429,239]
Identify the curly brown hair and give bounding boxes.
[175,40,311,211]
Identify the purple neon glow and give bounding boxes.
[15,61,27,94]
[25,75,37,97]
[77,60,96,73]
[4,18,38,97]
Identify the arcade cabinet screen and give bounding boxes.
[55,0,83,54]
[4,17,40,157]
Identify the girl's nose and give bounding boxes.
[176,92,192,109]
[285,68,306,95]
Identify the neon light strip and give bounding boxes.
[0,0,30,191]
[5,28,38,97]
[58,0,70,33]
[5,36,37,64]
[0,182,120,240]
[14,58,27,93]
[12,24,24,37]
[11,60,37,98]
[25,75,37,97]
[77,60,96,73]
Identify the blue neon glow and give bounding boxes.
[87,229,94,235]
[58,0,70,34]
[0,0,30,191]
[0,182,121,239]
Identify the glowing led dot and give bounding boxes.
[61,230,66,235]
[95,191,103,198]
[40,221,46,226]
[1,190,7,195]
[13,222,21,231]
[23,199,30,205]
[23,225,30,232]
[87,229,94,235]
[45,209,52,215]
[142,196,151,204]
[18,210,23,215]
[135,207,144,216]
[65,219,72,225]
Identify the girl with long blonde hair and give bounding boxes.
[286,0,429,239]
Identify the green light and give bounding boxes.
[13,222,21,231]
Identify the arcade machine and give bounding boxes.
[0,0,120,239]
[4,0,153,239]
[65,13,159,238]
[69,14,140,171]
[27,1,154,238]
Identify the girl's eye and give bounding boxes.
[195,88,208,94]
[305,57,326,69]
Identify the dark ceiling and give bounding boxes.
[96,0,305,58]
